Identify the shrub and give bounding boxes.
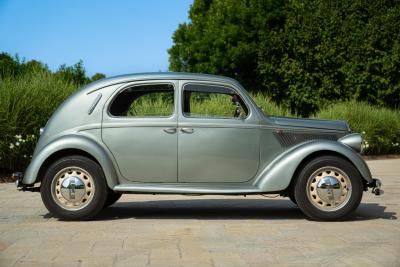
[314,101,400,155]
[0,71,78,170]
[1,73,398,173]
[251,92,293,117]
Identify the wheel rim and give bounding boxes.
[51,166,95,211]
[306,166,352,212]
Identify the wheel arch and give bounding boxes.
[286,150,368,195]
[254,141,372,192]
[23,134,119,189]
[37,148,99,182]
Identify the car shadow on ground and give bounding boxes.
[76,199,396,221]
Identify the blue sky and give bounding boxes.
[0,0,192,77]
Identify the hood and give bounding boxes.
[267,116,350,132]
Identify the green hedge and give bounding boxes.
[1,73,399,172]
[252,96,400,155]
[313,101,400,155]
[0,71,77,170]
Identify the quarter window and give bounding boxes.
[183,84,248,119]
[109,84,174,117]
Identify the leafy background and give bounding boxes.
[169,0,400,116]
[1,0,400,174]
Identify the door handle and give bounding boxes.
[180,128,194,134]
[163,128,177,134]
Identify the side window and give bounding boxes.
[183,84,248,119]
[109,84,174,117]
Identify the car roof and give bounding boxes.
[85,72,240,94]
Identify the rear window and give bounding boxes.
[109,84,174,117]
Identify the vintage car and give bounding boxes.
[15,73,382,220]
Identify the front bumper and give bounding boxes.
[367,178,383,195]
[13,172,39,192]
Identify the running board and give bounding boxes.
[113,183,262,194]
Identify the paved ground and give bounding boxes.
[0,159,399,267]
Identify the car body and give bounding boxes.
[15,72,382,220]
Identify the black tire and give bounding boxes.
[288,192,297,205]
[104,190,122,208]
[40,155,108,220]
[294,155,363,221]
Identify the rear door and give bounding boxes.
[102,81,178,182]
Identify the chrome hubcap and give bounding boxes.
[51,167,95,211]
[60,177,86,202]
[307,167,352,211]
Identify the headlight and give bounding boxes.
[338,133,362,153]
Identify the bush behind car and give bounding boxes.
[1,71,399,172]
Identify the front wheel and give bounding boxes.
[104,190,122,208]
[288,192,297,205]
[294,155,363,221]
[40,155,108,220]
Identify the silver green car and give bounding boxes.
[15,73,382,220]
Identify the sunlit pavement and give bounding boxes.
[0,159,399,267]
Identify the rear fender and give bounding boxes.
[23,134,118,188]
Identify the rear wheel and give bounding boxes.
[294,155,363,221]
[40,155,108,220]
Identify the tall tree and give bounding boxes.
[55,60,89,85]
[169,0,284,90]
[169,0,400,116]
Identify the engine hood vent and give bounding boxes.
[273,130,339,147]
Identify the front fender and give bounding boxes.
[254,140,372,192]
[23,134,118,188]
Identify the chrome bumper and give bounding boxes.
[368,178,383,196]
[13,172,39,192]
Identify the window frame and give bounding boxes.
[181,83,250,120]
[107,82,176,119]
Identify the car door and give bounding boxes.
[102,81,178,182]
[178,82,260,183]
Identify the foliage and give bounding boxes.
[0,70,398,171]
[0,53,50,78]
[55,60,90,85]
[251,92,293,117]
[169,0,266,90]
[91,73,106,81]
[0,53,106,170]
[169,0,400,116]
[314,101,400,155]
[128,91,174,117]
[1,47,399,172]
[0,71,78,170]
[187,91,247,118]
[0,52,106,84]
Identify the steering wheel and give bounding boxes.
[231,94,241,118]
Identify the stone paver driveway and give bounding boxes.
[0,159,399,267]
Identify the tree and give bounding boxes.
[169,0,400,116]
[0,52,96,87]
[55,60,89,85]
[90,73,106,82]
[0,53,22,78]
[169,0,282,91]
[0,53,49,79]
